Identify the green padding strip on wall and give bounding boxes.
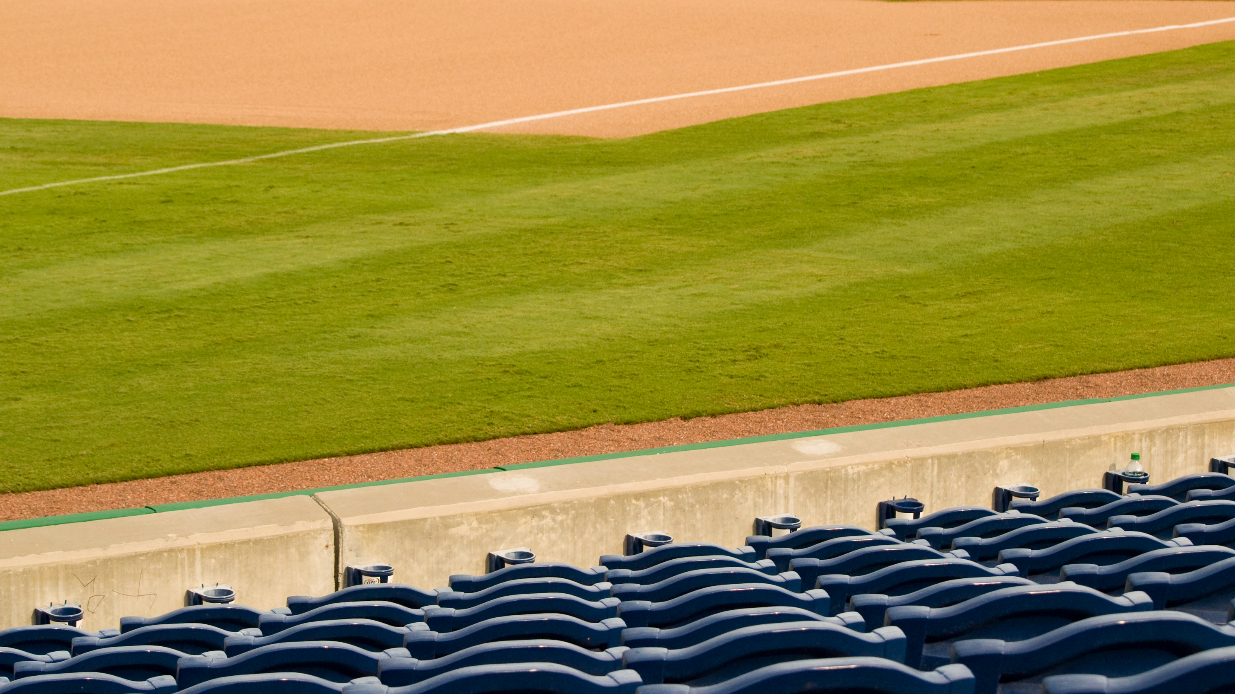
[0,506,153,532]
[4,381,1233,532]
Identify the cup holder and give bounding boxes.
[486,547,537,573]
[34,603,84,626]
[877,497,924,529]
[186,584,236,606]
[625,531,674,555]
[754,514,803,537]
[345,563,395,588]
[993,483,1041,512]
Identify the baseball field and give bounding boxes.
[2,1,1234,506]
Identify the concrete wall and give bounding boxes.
[2,386,1233,629]
[0,496,335,631]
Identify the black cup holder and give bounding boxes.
[344,563,395,587]
[877,497,924,530]
[1103,469,1150,495]
[753,514,802,537]
[487,547,537,573]
[993,483,1041,512]
[624,531,674,555]
[186,584,236,606]
[1211,456,1235,476]
[34,603,84,626]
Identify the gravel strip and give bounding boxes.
[2,358,1233,522]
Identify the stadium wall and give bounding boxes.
[1,386,1232,630]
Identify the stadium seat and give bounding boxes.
[1108,501,1235,539]
[1126,556,1235,621]
[616,585,830,628]
[634,658,973,694]
[448,563,608,593]
[436,578,612,609]
[377,641,626,686]
[610,568,800,603]
[0,626,118,656]
[259,603,425,635]
[223,620,416,655]
[607,557,778,585]
[952,611,1235,694]
[789,545,968,589]
[815,559,1022,615]
[1174,517,1235,548]
[600,545,757,571]
[13,646,183,681]
[1040,644,1235,694]
[422,593,620,631]
[402,615,626,657]
[884,582,1153,668]
[914,514,1049,550]
[1058,496,1179,527]
[120,606,269,633]
[0,650,67,680]
[951,522,1097,561]
[996,532,1184,579]
[1126,474,1235,502]
[1059,545,1235,592]
[846,576,1034,626]
[745,526,878,560]
[620,607,862,650]
[621,621,907,684]
[764,534,902,571]
[1009,490,1123,520]
[176,642,408,687]
[882,508,999,541]
[285,586,439,614]
[0,673,176,694]
[72,624,232,656]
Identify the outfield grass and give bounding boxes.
[2,43,1234,493]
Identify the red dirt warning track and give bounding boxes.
[1,0,1234,138]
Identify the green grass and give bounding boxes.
[3,42,1235,493]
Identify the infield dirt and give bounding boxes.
[2,0,1235,137]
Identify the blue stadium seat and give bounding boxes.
[422,593,620,631]
[448,563,608,593]
[1187,486,1235,502]
[617,585,830,629]
[1058,496,1179,527]
[175,673,352,694]
[1108,501,1235,540]
[764,534,902,572]
[381,664,641,694]
[915,515,1048,550]
[1126,474,1235,503]
[789,545,967,589]
[607,557,777,585]
[0,626,118,657]
[1041,644,1235,694]
[815,559,1022,615]
[883,508,998,541]
[436,578,612,609]
[997,532,1182,579]
[285,586,439,614]
[620,607,862,650]
[600,545,757,571]
[377,641,626,686]
[1009,490,1123,520]
[1126,556,1235,621]
[745,526,878,560]
[622,621,907,684]
[402,615,626,657]
[72,624,233,656]
[223,620,416,655]
[951,522,1097,561]
[952,611,1235,694]
[13,646,183,681]
[0,651,67,680]
[259,603,425,635]
[0,673,176,694]
[610,569,800,604]
[885,582,1153,668]
[1174,517,1235,548]
[847,576,1034,626]
[120,606,269,633]
[176,642,409,687]
[1060,546,1235,592]
[635,658,973,694]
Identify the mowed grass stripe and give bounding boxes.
[1,42,1233,492]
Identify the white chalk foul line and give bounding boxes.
[4,15,1233,198]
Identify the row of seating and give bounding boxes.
[4,461,1235,694]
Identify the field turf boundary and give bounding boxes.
[3,381,1230,533]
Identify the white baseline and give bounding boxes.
[3,15,1233,198]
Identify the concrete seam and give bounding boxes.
[310,493,344,591]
